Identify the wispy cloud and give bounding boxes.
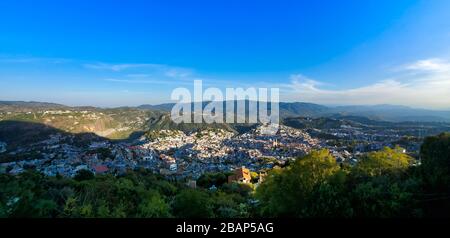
[0,55,70,64]
[104,78,157,84]
[4,54,449,109]
[103,78,192,86]
[164,69,191,78]
[126,74,151,78]
[284,58,450,109]
[402,58,450,72]
[84,63,163,72]
[84,62,193,78]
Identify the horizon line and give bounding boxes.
[1,99,450,112]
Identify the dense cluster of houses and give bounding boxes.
[323,124,421,156]
[0,125,321,179]
[0,122,422,182]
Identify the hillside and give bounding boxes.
[0,101,68,112]
[1,101,450,142]
[145,113,237,133]
[0,104,165,140]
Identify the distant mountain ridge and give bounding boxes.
[1,100,450,123]
[139,101,450,123]
[1,100,449,143]
[0,101,66,107]
[327,105,450,122]
[0,101,68,112]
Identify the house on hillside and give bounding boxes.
[0,141,6,153]
[93,165,109,174]
[228,166,252,184]
[258,171,267,184]
[186,179,197,189]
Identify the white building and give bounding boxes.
[169,163,178,171]
[89,141,109,149]
[0,141,6,153]
[143,155,154,161]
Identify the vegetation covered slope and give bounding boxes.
[0,106,165,140]
[1,133,450,218]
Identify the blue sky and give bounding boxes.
[0,0,450,108]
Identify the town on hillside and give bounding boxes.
[0,115,429,185]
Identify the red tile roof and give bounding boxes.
[94,165,108,173]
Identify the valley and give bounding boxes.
[1,101,449,179]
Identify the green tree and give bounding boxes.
[350,176,421,218]
[419,133,450,217]
[304,171,353,217]
[137,192,171,218]
[74,169,94,181]
[34,199,58,217]
[172,189,214,218]
[197,172,228,188]
[210,191,247,218]
[353,146,412,177]
[96,199,111,217]
[420,133,450,190]
[256,149,340,217]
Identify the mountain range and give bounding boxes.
[1,100,449,143]
[2,100,450,123]
[139,101,450,123]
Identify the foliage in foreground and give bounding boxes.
[0,169,253,218]
[256,135,450,218]
[1,133,450,218]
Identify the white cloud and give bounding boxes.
[104,78,156,84]
[103,78,192,86]
[403,58,450,72]
[126,74,151,78]
[164,69,191,78]
[86,62,193,81]
[84,63,163,72]
[285,58,450,109]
